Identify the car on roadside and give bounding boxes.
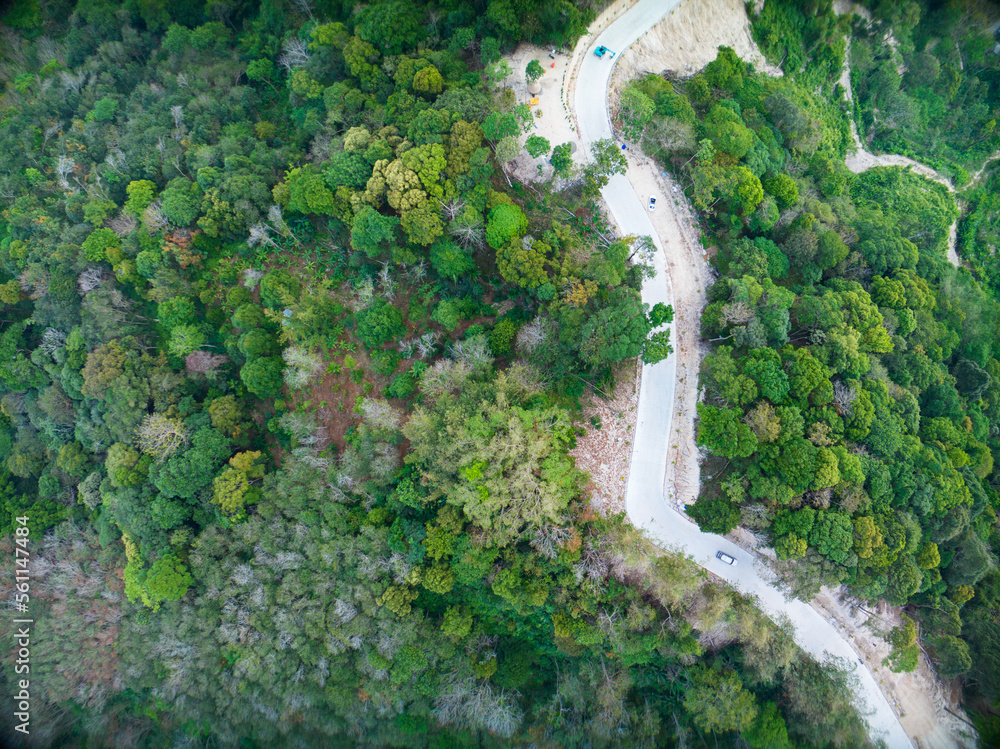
[648,195,657,211]
[594,45,616,59]
[716,551,737,566]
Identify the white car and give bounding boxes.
[648,195,657,211]
[716,551,737,566]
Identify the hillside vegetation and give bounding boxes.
[0,1,878,748]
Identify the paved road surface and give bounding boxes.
[572,1,912,746]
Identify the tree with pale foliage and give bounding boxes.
[282,346,323,389]
[683,667,758,734]
[136,413,189,460]
[185,350,229,374]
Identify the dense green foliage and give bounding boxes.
[850,1,1000,179]
[643,7,999,713]
[0,1,879,747]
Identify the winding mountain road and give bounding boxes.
[573,1,913,746]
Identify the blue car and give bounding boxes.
[594,45,616,59]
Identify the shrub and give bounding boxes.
[370,348,401,376]
[386,370,417,399]
[356,298,405,348]
[489,319,519,356]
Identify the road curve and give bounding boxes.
[572,2,913,747]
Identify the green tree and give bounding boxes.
[105,443,149,488]
[284,166,336,215]
[884,614,919,673]
[583,138,627,197]
[578,289,650,368]
[688,495,740,535]
[356,298,405,348]
[82,228,121,262]
[550,143,574,178]
[620,86,655,141]
[351,206,400,258]
[684,667,758,734]
[124,180,157,216]
[525,59,544,83]
[168,324,205,358]
[744,701,792,749]
[929,634,972,679]
[697,403,759,459]
[524,135,551,159]
[240,357,284,399]
[763,174,799,208]
[486,203,529,250]
[144,553,193,608]
[430,239,474,280]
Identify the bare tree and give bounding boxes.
[267,204,296,240]
[348,277,375,312]
[56,155,78,194]
[405,259,429,283]
[242,268,264,289]
[278,37,310,72]
[77,267,106,294]
[515,316,552,355]
[37,328,67,355]
[449,218,484,249]
[185,350,229,375]
[108,211,138,237]
[283,346,324,389]
[448,334,494,372]
[832,380,858,416]
[59,70,87,94]
[416,331,440,359]
[442,198,466,221]
[378,262,396,300]
[135,413,189,460]
[142,201,169,233]
[530,525,574,560]
[721,300,754,325]
[292,0,315,20]
[104,148,127,175]
[248,223,277,249]
[169,104,185,139]
[359,398,403,432]
[419,358,473,400]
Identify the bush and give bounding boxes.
[370,348,401,376]
[489,319,519,356]
[386,370,417,399]
[259,269,301,308]
[431,298,472,331]
[688,494,740,535]
[355,298,405,348]
[240,357,284,398]
[82,228,121,262]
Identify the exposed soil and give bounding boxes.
[812,588,978,749]
[569,360,642,514]
[610,0,782,84]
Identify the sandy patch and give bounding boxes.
[812,588,978,749]
[501,0,643,183]
[611,0,781,84]
[502,43,579,184]
[569,360,642,514]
